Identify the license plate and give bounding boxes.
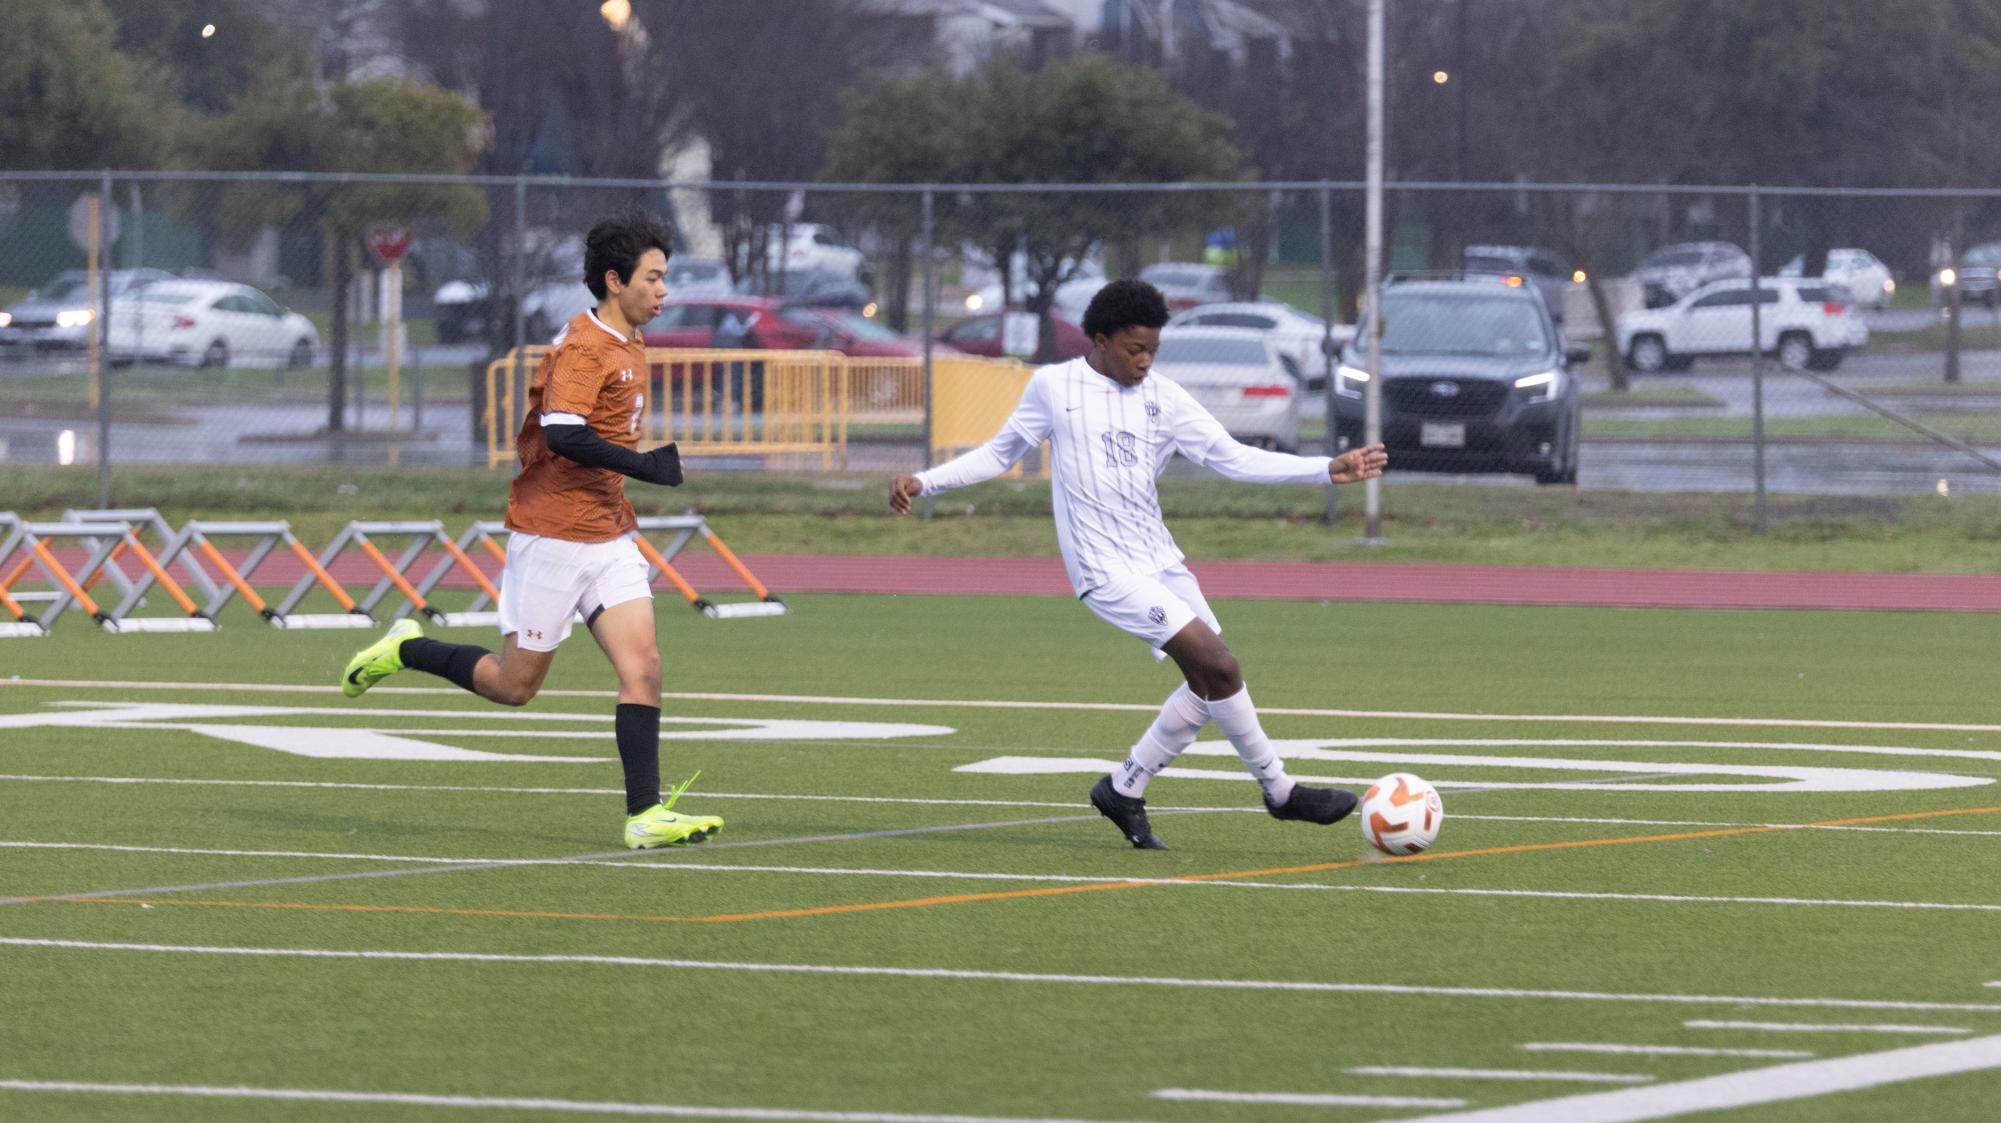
[1420,422,1466,448]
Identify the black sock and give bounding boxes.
[614,703,662,816]
[399,637,490,694]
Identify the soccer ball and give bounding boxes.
[1360,772,1444,856]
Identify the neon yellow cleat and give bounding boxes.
[623,772,725,848]
[341,618,422,698]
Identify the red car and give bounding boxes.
[643,297,933,357]
[937,310,1090,360]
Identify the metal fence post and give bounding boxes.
[1749,187,1767,535]
[96,169,113,508]
[919,186,936,522]
[1360,0,1386,544]
[1319,182,1340,525]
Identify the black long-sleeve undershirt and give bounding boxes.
[543,423,682,486]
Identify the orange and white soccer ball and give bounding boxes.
[1360,772,1444,855]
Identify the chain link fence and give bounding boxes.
[5,171,2000,507]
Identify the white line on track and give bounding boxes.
[1387,1033,2001,1123]
[1347,1067,1652,1084]
[1521,1044,1814,1059]
[8,938,2001,1014]
[11,840,2001,915]
[0,1080,1139,1123]
[1683,1020,1973,1035]
[11,677,2001,733]
[1151,1089,1467,1108]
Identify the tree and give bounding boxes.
[0,0,175,169]
[200,78,488,431]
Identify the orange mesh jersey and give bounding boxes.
[506,311,647,542]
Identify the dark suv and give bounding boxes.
[1332,276,1587,485]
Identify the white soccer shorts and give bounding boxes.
[1082,563,1222,658]
[497,531,653,652]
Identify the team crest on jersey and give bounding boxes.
[1145,400,1159,417]
[1147,606,1167,625]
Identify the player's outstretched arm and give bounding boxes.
[889,475,923,515]
[1328,442,1388,485]
[545,424,683,486]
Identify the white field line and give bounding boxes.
[9,938,2001,1015]
[1151,1089,1466,1108]
[1521,1044,1814,1059]
[12,840,2001,916]
[1347,1067,1652,1085]
[1683,1020,1973,1035]
[10,677,2001,733]
[0,1080,1137,1123]
[10,775,2001,840]
[1385,1033,2001,1123]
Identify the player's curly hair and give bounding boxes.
[583,212,673,300]
[1081,278,1170,340]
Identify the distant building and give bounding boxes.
[862,0,1082,74]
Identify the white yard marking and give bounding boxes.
[1385,1033,2001,1123]
[12,677,2001,733]
[0,701,954,761]
[11,839,2001,915]
[0,1080,1137,1123]
[1684,1020,1972,1035]
[1152,1089,1466,1108]
[1521,1044,1813,1059]
[9,938,2001,1014]
[958,748,1992,794]
[1347,1067,1652,1084]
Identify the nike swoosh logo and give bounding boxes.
[346,666,365,685]
[1066,406,1081,412]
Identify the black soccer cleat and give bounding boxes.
[1264,784,1359,826]
[1089,775,1167,850]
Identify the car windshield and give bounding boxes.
[1156,336,1267,365]
[735,272,841,296]
[1381,293,1550,355]
[36,275,90,302]
[671,262,725,283]
[1963,244,2001,266]
[1463,254,1520,273]
[827,312,901,341]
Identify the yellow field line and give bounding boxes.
[24,804,2001,927]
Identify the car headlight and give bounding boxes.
[0,312,11,328]
[1514,369,1561,402]
[55,309,96,329]
[1335,363,1371,399]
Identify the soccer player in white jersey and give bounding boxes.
[890,280,1388,849]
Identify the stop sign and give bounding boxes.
[366,224,412,265]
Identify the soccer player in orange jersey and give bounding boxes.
[340,213,722,848]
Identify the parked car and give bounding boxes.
[642,296,931,358]
[1139,262,1235,308]
[939,309,1090,360]
[733,268,872,311]
[1631,241,1752,307]
[1780,248,1896,309]
[106,279,320,368]
[1462,244,1581,322]
[0,268,178,350]
[431,229,591,344]
[965,273,1104,324]
[1152,327,1303,451]
[764,223,865,279]
[1931,242,2001,309]
[1617,276,1867,372]
[666,255,734,297]
[1332,276,1585,484]
[1165,301,1352,385]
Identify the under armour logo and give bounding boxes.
[621,369,633,382]
[525,629,544,640]
[1147,606,1167,626]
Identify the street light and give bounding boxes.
[1432,69,1450,84]
[600,0,631,31]
[200,23,216,38]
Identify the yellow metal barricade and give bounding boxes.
[928,354,1047,478]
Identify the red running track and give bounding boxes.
[34,547,2001,613]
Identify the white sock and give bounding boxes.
[1112,683,1209,798]
[1206,684,1296,805]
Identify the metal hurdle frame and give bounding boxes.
[0,519,215,635]
[0,514,49,637]
[60,507,221,612]
[280,520,494,628]
[406,515,787,627]
[149,520,370,629]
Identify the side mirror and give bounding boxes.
[1565,343,1593,366]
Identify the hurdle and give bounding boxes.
[282,520,496,628]
[631,514,788,619]
[0,514,48,637]
[0,519,215,635]
[150,520,370,629]
[407,521,510,628]
[60,507,221,610]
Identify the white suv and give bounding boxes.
[1617,277,1868,372]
